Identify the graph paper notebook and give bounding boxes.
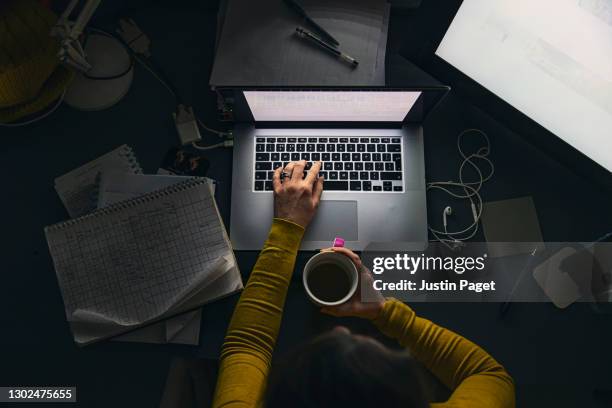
[45,178,242,346]
[96,172,216,346]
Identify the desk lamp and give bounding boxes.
[52,0,133,110]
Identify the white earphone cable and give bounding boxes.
[427,129,494,248]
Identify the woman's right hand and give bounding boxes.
[319,247,386,320]
[273,160,323,228]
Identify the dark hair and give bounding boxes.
[265,330,428,408]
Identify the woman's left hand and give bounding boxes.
[319,247,386,320]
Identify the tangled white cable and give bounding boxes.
[427,128,494,249]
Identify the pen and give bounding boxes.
[499,247,538,318]
[295,27,358,67]
[284,0,340,46]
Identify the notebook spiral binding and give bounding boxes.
[88,146,144,207]
[119,145,144,174]
[47,178,208,232]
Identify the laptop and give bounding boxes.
[223,87,449,250]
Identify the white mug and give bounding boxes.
[303,251,358,307]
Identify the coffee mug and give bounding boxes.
[303,251,359,307]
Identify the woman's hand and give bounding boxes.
[319,247,386,320]
[273,160,324,228]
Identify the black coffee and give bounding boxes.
[307,262,352,303]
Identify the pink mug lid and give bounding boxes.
[332,237,345,248]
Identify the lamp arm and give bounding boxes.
[51,0,102,73]
[70,0,101,40]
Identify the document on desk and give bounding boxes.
[96,172,217,345]
[45,178,243,346]
[210,0,389,86]
[54,145,143,218]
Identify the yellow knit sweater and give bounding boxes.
[212,219,515,407]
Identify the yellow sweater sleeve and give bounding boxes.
[373,299,515,408]
[212,218,304,408]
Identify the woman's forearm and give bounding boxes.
[212,218,304,408]
[220,218,304,359]
[373,299,515,407]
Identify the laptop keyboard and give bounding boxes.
[253,136,404,192]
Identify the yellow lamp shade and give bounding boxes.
[0,0,74,123]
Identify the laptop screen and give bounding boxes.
[243,90,422,122]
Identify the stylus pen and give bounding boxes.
[295,27,359,67]
[284,0,340,46]
[499,247,538,318]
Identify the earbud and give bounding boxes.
[442,206,453,230]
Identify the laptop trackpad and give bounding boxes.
[303,200,358,242]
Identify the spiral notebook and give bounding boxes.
[54,145,143,218]
[45,178,243,346]
[96,172,215,345]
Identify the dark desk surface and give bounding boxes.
[2,1,612,407]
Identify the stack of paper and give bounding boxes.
[50,148,242,346]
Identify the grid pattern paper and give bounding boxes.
[45,179,233,328]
